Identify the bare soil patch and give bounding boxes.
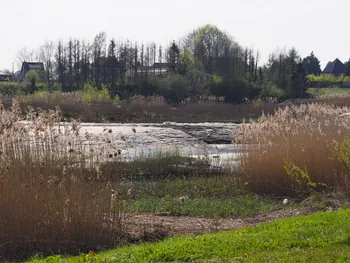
[122,206,314,241]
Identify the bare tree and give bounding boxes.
[15,47,38,69]
[55,40,65,88]
[92,32,107,87]
[73,39,81,86]
[158,45,163,75]
[39,41,55,87]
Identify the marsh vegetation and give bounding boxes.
[1,96,350,261]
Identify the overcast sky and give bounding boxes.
[1,0,349,71]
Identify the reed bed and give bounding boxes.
[0,100,230,261]
[235,103,350,196]
[320,93,350,107]
[0,100,124,261]
[14,92,278,123]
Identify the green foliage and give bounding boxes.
[283,156,327,193]
[185,24,238,77]
[307,74,350,83]
[113,94,120,105]
[302,51,321,75]
[265,48,310,98]
[83,82,111,103]
[25,209,350,262]
[177,51,194,75]
[209,74,224,86]
[260,83,286,99]
[24,70,40,86]
[152,74,191,103]
[210,77,250,103]
[0,82,27,96]
[290,61,308,98]
[308,74,337,83]
[332,136,350,174]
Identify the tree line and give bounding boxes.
[13,24,350,103]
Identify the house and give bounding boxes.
[125,62,169,81]
[322,58,346,76]
[0,71,10,81]
[13,70,21,82]
[20,62,45,81]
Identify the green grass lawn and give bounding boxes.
[124,195,273,218]
[23,209,350,263]
[307,87,350,97]
[123,177,277,218]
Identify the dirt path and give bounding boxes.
[122,207,312,239]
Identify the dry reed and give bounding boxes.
[16,92,278,123]
[0,100,124,261]
[234,103,350,196]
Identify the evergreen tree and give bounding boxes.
[345,59,350,76]
[291,60,308,98]
[302,52,321,75]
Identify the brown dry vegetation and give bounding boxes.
[0,101,125,260]
[11,93,278,123]
[321,93,350,107]
[2,93,350,261]
[235,103,350,195]
[0,99,234,261]
[11,90,350,123]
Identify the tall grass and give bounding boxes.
[0,101,123,261]
[16,92,278,123]
[235,103,350,195]
[320,93,350,107]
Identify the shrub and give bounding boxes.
[0,82,27,97]
[113,94,120,105]
[24,70,40,87]
[210,77,251,103]
[152,74,191,103]
[260,83,286,100]
[83,82,111,103]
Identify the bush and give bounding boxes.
[260,83,286,100]
[0,82,27,97]
[151,74,191,103]
[83,82,111,103]
[24,70,40,87]
[210,77,250,103]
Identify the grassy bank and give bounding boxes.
[307,87,350,97]
[123,176,275,218]
[23,209,350,263]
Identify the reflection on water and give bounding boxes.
[124,143,244,169]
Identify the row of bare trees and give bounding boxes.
[14,24,313,102]
[15,32,178,92]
